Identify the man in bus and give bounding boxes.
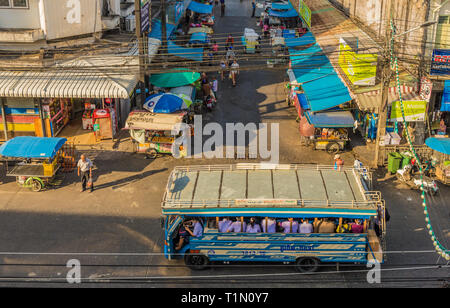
[261,217,276,233]
[175,218,203,250]
[279,218,299,233]
[227,217,246,233]
[314,218,336,233]
[218,217,232,233]
[299,219,313,234]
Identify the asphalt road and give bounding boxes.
[0,0,448,288]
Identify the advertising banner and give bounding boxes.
[430,49,450,76]
[141,0,151,33]
[298,0,311,29]
[338,38,378,86]
[390,101,427,122]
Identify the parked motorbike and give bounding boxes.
[396,164,439,195]
[203,95,215,113]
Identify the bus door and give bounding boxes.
[164,215,184,259]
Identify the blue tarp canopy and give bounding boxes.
[0,137,67,159]
[440,80,450,112]
[297,93,309,110]
[305,111,355,128]
[149,19,176,40]
[271,2,293,10]
[268,8,299,18]
[285,32,316,47]
[168,40,204,61]
[189,32,208,44]
[425,137,450,155]
[188,1,213,14]
[289,43,352,112]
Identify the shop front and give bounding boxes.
[0,56,138,144]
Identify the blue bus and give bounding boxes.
[161,164,386,272]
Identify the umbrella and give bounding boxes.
[150,68,201,88]
[425,137,450,155]
[143,93,189,114]
[177,94,193,108]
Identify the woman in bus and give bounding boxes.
[246,217,262,233]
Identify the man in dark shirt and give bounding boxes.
[220,0,225,17]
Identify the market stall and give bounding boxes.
[125,111,191,159]
[0,137,68,191]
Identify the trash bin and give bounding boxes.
[388,152,402,173]
[401,154,412,169]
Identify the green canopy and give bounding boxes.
[150,68,201,88]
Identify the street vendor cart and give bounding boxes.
[0,137,67,192]
[125,111,191,159]
[304,111,354,154]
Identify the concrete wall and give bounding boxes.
[0,0,41,29]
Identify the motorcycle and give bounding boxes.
[203,95,216,113]
[396,164,439,195]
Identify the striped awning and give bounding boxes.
[356,84,420,113]
[0,56,139,99]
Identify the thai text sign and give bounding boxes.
[431,49,450,76]
[390,101,427,122]
[339,38,378,86]
[298,0,311,29]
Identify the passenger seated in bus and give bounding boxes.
[175,218,203,250]
[351,219,364,233]
[336,219,352,233]
[261,217,276,233]
[246,217,262,233]
[299,219,313,234]
[279,218,299,233]
[218,217,232,233]
[227,217,246,233]
[314,218,336,233]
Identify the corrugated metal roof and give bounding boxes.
[0,55,138,99]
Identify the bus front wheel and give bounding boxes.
[185,253,209,270]
[295,257,320,273]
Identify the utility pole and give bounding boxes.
[373,0,394,167]
[135,0,146,109]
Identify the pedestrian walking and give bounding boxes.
[251,0,256,18]
[334,154,344,171]
[220,0,225,17]
[225,34,234,48]
[77,154,94,192]
[201,72,211,98]
[230,59,240,87]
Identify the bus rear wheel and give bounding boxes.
[295,257,320,273]
[185,253,209,270]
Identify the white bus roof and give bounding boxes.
[162,164,382,213]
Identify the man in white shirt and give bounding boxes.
[77,154,93,192]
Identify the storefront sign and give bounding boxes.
[390,101,427,122]
[298,0,312,29]
[338,38,378,86]
[430,49,450,76]
[419,77,433,102]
